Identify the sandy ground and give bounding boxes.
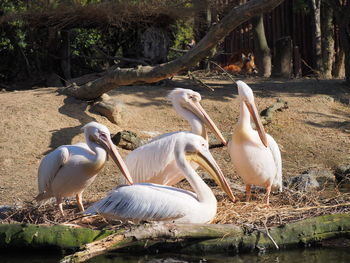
[0,76,349,208]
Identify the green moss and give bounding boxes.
[0,224,113,251]
[2,214,350,256]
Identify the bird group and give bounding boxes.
[35,81,282,224]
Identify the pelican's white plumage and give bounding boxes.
[120,88,226,186]
[124,133,182,185]
[86,133,235,223]
[228,81,282,205]
[36,122,133,216]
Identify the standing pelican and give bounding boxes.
[85,133,235,223]
[122,88,226,186]
[228,81,282,205]
[35,122,133,216]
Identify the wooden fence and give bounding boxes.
[216,0,338,76]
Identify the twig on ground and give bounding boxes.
[209,60,236,84]
[263,216,279,250]
[187,71,214,91]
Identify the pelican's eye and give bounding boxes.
[99,132,108,141]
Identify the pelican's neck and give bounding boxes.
[86,139,107,173]
[173,103,207,140]
[189,115,207,140]
[176,154,215,204]
[237,101,252,130]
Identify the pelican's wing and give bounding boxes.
[150,131,180,142]
[124,134,180,183]
[85,184,195,222]
[267,134,283,191]
[36,146,69,198]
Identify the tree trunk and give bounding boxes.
[1,214,349,262]
[205,3,214,72]
[62,0,285,100]
[293,46,302,77]
[193,0,213,72]
[309,0,323,74]
[252,15,271,77]
[329,0,350,83]
[60,30,71,80]
[0,223,113,251]
[61,213,350,263]
[332,48,345,78]
[272,36,292,78]
[338,23,350,84]
[140,27,172,65]
[321,3,334,79]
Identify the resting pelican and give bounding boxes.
[228,81,282,205]
[121,88,226,186]
[35,122,133,216]
[159,88,227,143]
[85,133,235,223]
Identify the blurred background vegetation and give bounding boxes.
[1,0,349,88]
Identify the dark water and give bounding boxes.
[1,248,350,263]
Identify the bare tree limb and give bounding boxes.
[60,213,350,263]
[187,71,214,91]
[62,0,285,100]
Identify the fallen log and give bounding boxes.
[0,224,113,252]
[61,213,350,263]
[260,98,288,125]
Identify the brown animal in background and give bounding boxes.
[223,53,258,75]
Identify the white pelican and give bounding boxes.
[228,81,282,205]
[35,122,133,216]
[85,133,235,223]
[162,88,227,143]
[121,88,227,186]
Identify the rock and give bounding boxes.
[334,164,350,185]
[286,174,319,191]
[112,130,145,150]
[91,94,127,125]
[287,169,335,191]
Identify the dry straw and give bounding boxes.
[1,185,349,230]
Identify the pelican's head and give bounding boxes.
[236,81,268,147]
[82,122,134,185]
[168,88,227,145]
[178,134,235,202]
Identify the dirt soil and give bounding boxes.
[0,76,350,215]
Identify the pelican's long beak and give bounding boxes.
[99,136,134,185]
[186,151,235,202]
[185,100,227,145]
[245,101,268,147]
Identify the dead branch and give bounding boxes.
[210,60,237,84]
[187,71,214,91]
[301,58,321,76]
[263,217,279,250]
[260,98,288,125]
[74,54,150,66]
[60,0,285,100]
[60,213,350,263]
[170,47,189,53]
